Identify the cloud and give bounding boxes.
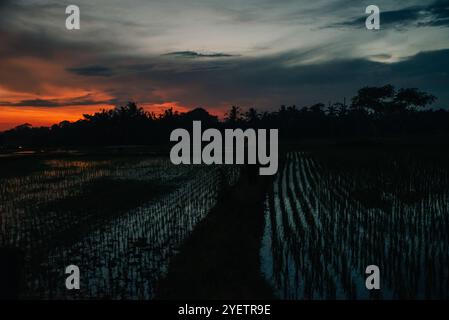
[331,0,449,29]
[67,65,115,77]
[0,96,118,108]
[165,51,236,58]
[5,47,446,111]
[96,47,449,111]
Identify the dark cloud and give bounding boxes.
[332,0,449,29]
[420,0,449,27]
[67,65,115,77]
[135,48,449,109]
[122,64,155,72]
[165,51,236,58]
[369,54,393,60]
[0,96,118,108]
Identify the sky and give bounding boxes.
[0,0,449,130]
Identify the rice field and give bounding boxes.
[0,155,240,299]
[3,147,448,300]
[261,150,449,299]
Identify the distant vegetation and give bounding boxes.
[1,85,448,147]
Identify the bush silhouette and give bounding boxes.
[0,85,446,148]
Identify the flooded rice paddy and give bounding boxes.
[0,156,239,299]
[261,150,449,299]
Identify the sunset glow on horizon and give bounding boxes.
[0,101,225,131]
[0,104,182,131]
[0,105,115,131]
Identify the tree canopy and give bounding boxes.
[0,85,446,147]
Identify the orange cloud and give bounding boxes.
[140,101,190,114]
[0,82,119,130]
[0,101,227,131]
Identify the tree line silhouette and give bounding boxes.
[1,85,448,147]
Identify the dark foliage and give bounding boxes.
[0,85,447,147]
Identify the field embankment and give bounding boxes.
[156,165,275,299]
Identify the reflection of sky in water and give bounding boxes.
[261,152,449,299]
[0,156,239,298]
